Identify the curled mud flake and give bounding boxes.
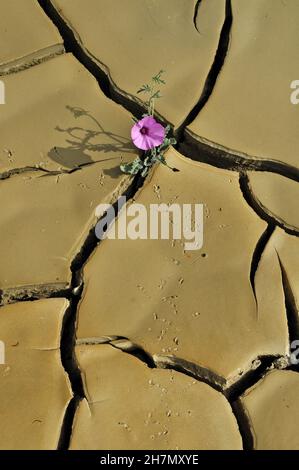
[251,359,262,370]
[274,357,289,369]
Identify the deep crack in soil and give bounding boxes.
[240,173,299,237]
[57,173,146,448]
[176,0,233,140]
[180,136,299,184]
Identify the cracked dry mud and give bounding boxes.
[0,0,298,450]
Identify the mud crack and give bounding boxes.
[277,255,299,346]
[240,173,299,237]
[75,335,289,450]
[231,399,254,450]
[193,0,203,33]
[76,336,155,369]
[0,159,109,182]
[38,0,112,100]
[0,283,70,306]
[176,0,233,140]
[56,172,146,448]
[249,224,275,304]
[180,136,299,184]
[0,44,64,76]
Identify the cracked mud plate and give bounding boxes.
[76,148,289,386]
[0,0,299,452]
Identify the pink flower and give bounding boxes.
[131,116,165,150]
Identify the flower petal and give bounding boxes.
[130,116,166,150]
[132,133,147,150]
[148,123,165,146]
[131,122,142,141]
[148,123,165,138]
[142,134,156,150]
[140,116,156,127]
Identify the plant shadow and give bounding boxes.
[48,105,136,177]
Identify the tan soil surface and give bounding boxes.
[0,0,63,75]
[186,0,299,171]
[0,299,72,449]
[247,172,299,232]
[241,370,299,449]
[70,345,242,450]
[76,149,289,385]
[0,0,298,450]
[49,0,226,129]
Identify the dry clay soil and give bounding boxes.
[0,0,298,450]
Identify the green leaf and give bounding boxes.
[152,70,166,84]
[150,147,157,158]
[150,90,162,100]
[157,140,169,152]
[164,124,171,136]
[143,156,151,167]
[120,157,144,175]
[155,154,167,166]
[137,84,151,94]
[141,166,149,177]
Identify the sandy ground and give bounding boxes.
[0,0,298,450]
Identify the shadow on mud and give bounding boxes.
[48,105,135,177]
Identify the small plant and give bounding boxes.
[120,70,178,177]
